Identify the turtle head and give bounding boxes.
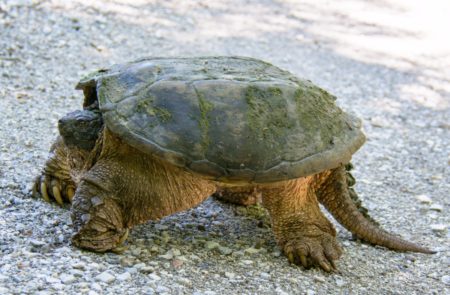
[58,110,103,151]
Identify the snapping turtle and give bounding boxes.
[33,56,433,272]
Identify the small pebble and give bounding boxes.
[148,273,161,281]
[95,271,115,283]
[171,259,184,269]
[415,194,432,204]
[30,240,45,247]
[275,287,289,295]
[205,241,220,250]
[441,275,450,285]
[224,272,235,279]
[159,251,174,260]
[313,275,326,283]
[119,257,135,267]
[244,247,259,255]
[218,246,233,255]
[140,266,155,274]
[134,263,146,269]
[176,277,192,286]
[116,272,131,281]
[60,273,76,284]
[90,283,102,291]
[46,277,60,284]
[72,262,86,270]
[241,259,254,265]
[156,285,170,293]
[429,204,444,212]
[430,224,448,232]
[335,278,346,287]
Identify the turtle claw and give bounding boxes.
[39,179,51,203]
[67,187,75,203]
[52,181,64,206]
[33,174,74,206]
[111,230,130,254]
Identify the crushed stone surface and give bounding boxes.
[0,0,449,294]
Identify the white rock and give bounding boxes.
[30,239,45,247]
[313,275,326,283]
[72,262,86,270]
[95,271,115,283]
[415,194,432,204]
[176,277,192,286]
[241,259,254,265]
[441,275,450,285]
[133,263,146,269]
[45,276,61,284]
[60,273,76,284]
[148,273,161,281]
[156,285,170,293]
[117,272,131,281]
[69,269,84,277]
[90,282,102,291]
[430,224,448,232]
[218,246,233,255]
[429,204,444,212]
[275,287,289,295]
[260,272,270,279]
[158,251,174,260]
[225,272,235,279]
[335,278,346,287]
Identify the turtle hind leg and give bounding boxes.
[260,175,342,272]
[213,186,261,206]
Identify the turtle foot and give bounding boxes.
[282,225,342,272]
[72,194,128,252]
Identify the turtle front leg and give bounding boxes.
[70,129,216,252]
[261,174,342,272]
[32,137,78,205]
[71,170,129,252]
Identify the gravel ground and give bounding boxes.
[0,0,449,294]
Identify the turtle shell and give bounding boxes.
[76,56,365,183]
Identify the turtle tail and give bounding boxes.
[317,164,435,254]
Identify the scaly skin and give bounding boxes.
[34,126,434,272]
[213,186,261,206]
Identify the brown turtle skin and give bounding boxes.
[33,57,434,272]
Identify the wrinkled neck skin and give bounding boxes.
[53,129,103,188]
